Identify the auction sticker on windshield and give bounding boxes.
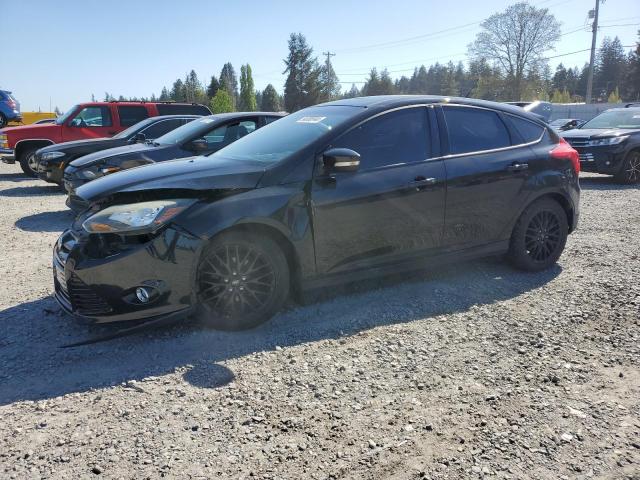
[296,116,326,123]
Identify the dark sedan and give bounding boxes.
[549,118,586,132]
[64,112,285,210]
[54,95,580,331]
[35,115,200,186]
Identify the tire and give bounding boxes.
[195,231,290,330]
[0,113,6,129]
[614,150,640,185]
[507,198,568,272]
[18,148,39,177]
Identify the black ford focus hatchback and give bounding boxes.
[53,96,580,330]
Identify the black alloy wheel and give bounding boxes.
[615,150,640,185]
[196,231,289,330]
[19,148,39,177]
[508,198,568,271]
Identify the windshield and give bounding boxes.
[581,110,640,129]
[155,116,217,145]
[55,105,78,125]
[211,106,359,164]
[113,117,158,139]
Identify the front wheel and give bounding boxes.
[507,198,568,272]
[18,148,39,177]
[614,150,640,185]
[196,231,290,330]
[0,113,6,129]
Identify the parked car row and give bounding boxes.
[3,94,638,334]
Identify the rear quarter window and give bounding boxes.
[117,106,149,127]
[507,115,545,144]
[442,106,511,154]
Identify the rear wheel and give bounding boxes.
[614,150,640,184]
[18,148,39,177]
[196,231,290,330]
[507,198,568,272]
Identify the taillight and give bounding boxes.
[550,138,580,174]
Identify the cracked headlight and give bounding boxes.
[82,199,196,234]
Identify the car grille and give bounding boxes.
[564,138,589,148]
[53,231,113,316]
[579,153,595,162]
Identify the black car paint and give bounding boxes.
[64,113,286,207]
[54,96,580,324]
[561,126,640,176]
[35,115,200,185]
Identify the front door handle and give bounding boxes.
[506,162,529,172]
[408,176,437,189]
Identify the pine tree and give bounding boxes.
[210,89,234,113]
[607,87,622,103]
[206,75,220,99]
[261,84,281,111]
[283,33,321,112]
[159,87,170,101]
[595,36,628,99]
[342,84,360,98]
[623,31,640,100]
[170,79,186,102]
[318,54,340,102]
[219,63,239,108]
[239,64,257,111]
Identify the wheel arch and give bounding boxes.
[14,139,55,159]
[201,222,303,299]
[512,191,575,235]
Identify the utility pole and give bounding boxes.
[585,0,601,104]
[322,51,336,65]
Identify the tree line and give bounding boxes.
[103,3,640,112]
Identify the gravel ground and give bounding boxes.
[0,163,638,480]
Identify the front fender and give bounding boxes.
[176,182,316,278]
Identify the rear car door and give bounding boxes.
[311,106,446,275]
[438,105,538,248]
[62,105,116,141]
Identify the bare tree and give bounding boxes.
[469,2,561,100]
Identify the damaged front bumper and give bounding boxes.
[53,224,204,324]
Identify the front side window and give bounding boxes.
[69,106,112,127]
[443,107,511,154]
[203,120,257,148]
[117,106,148,127]
[331,107,429,170]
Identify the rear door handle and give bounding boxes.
[408,176,437,189]
[506,162,529,172]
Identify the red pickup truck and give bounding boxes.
[0,101,211,176]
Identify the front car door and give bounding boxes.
[62,105,116,141]
[311,106,446,275]
[437,105,537,248]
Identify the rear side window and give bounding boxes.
[140,118,189,139]
[203,120,257,148]
[508,115,544,144]
[443,107,511,154]
[157,104,211,115]
[0,92,6,100]
[332,107,430,170]
[117,106,149,127]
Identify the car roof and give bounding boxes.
[147,114,202,120]
[318,95,544,121]
[608,106,640,112]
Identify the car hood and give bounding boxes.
[38,137,118,153]
[76,155,267,202]
[69,142,157,167]
[561,128,640,139]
